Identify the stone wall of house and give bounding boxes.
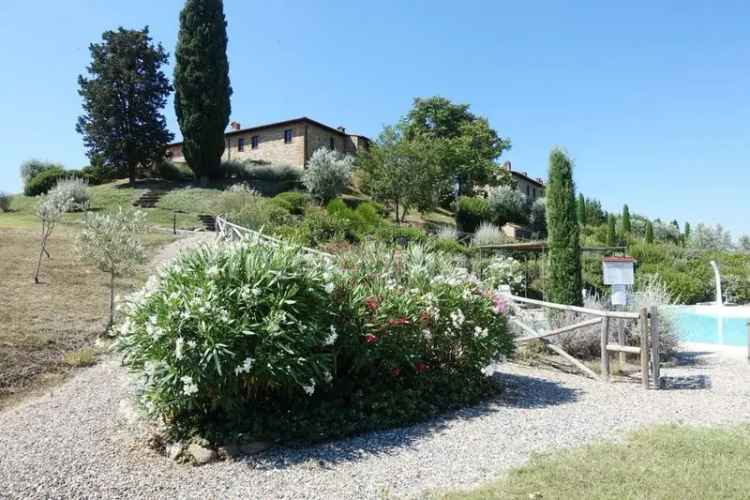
[224,124,306,167]
[165,120,370,169]
[514,175,545,201]
[305,123,346,163]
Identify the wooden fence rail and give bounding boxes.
[506,294,660,389]
[215,216,335,259]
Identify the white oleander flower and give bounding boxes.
[234,357,254,375]
[181,375,198,396]
[474,326,488,338]
[324,282,335,294]
[175,337,185,360]
[302,379,316,396]
[324,325,338,346]
[450,309,465,329]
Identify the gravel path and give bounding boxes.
[2,349,748,499]
[2,235,749,499]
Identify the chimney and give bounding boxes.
[337,126,346,133]
[502,161,511,171]
[229,121,241,131]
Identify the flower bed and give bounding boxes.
[116,240,513,443]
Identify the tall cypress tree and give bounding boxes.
[645,221,655,244]
[684,222,691,245]
[576,193,587,227]
[622,204,631,234]
[546,148,582,306]
[607,214,617,246]
[174,0,232,183]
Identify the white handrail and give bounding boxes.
[215,215,335,259]
[507,294,641,320]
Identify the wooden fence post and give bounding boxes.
[617,317,626,369]
[650,306,660,389]
[600,316,610,382]
[640,308,649,389]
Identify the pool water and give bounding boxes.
[674,307,750,347]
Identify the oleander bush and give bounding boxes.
[116,240,513,442]
[481,255,525,293]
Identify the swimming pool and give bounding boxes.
[674,306,750,347]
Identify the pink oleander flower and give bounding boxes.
[492,294,509,315]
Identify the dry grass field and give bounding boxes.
[0,225,174,408]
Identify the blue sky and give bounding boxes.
[1,1,748,236]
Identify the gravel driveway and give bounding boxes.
[2,347,749,499]
[2,234,749,499]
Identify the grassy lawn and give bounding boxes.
[3,179,226,231]
[438,424,750,500]
[0,224,175,408]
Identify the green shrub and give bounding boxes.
[218,188,291,230]
[456,196,490,233]
[156,160,193,181]
[273,191,309,215]
[303,210,356,245]
[24,167,66,196]
[80,163,115,185]
[354,202,383,227]
[20,159,64,187]
[430,238,467,256]
[242,163,301,182]
[116,241,513,441]
[375,225,427,246]
[325,199,386,242]
[0,192,10,212]
[268,197,293,212]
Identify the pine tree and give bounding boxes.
[174,0,232,183]
[546,148,582,306]
[622,204,631,234]
[607,214,617,246]
[576,193,587,226]
[76,27,173,185]
[645,221,655,244]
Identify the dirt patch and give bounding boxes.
[0,226,175,408]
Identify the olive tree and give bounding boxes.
[302,148,354,203]
[34,190,74,283]
[77,207,147,329]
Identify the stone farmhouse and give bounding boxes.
[166,117,370,169]
[501,161,545,201]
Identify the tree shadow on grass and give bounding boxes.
[244,371,579,470]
